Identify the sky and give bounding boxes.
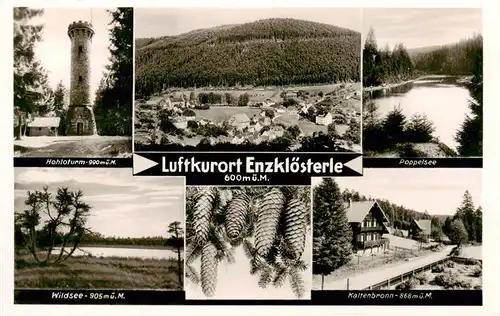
[14,168,184,238]
[311,168,482,216]
[134,8,362,38]
[30,8,114,100]
[362,8,482,49]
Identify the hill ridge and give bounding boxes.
[135,17,361,95]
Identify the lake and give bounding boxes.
[53,246,178,260]
[368,77,472,150]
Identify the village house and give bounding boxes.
[301,103,313,114]
[228,113,251,131]
[274,104,286,113]
[259,116,272,126]
[27,117,61,136]
[285,90,297,99]
[263,99,276,107]
[346,200,391,252]
[410,219,432,240]
[172,117,188,129]
[315,112,333,126]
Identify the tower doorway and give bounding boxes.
[77,122,83,135]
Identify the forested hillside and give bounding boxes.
[135,18,361,96]
[411,34,483,75]
[341,188,449,231]
[363,27,482,87]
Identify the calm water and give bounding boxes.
[53,246,177,260]
[369,78,472,150]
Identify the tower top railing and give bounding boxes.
[68,20,94,39]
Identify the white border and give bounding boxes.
[2,1,499,316]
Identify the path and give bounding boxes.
[321,246,454,290]
[14,136,132,157]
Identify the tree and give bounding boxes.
[313,178,352,290]
[286,125,301,140]
[405,113,435,143]
[237,93,250,106]
[383,106,406,145]
[474,207,482,243]
[52,81,67,113]
[455,44,483,157]
[166,221,184,288]
[344,118,361,145]
[14,186,91,265]
[52,81,68,135]
[454,190,477,242]
[448,219,468,246]
[13,8,48,139]
[93,8,133,136]
[186,187,310,298]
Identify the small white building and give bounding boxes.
[27,117,61,136]
[315,112,333,126]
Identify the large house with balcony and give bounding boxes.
[346,200,391,251]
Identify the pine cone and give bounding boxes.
[255,188,284,257]
[200,242,218,297]
[284,198,308,260]
[193,187,215,244]
[225,192,250,240]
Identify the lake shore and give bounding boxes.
[77,244,171,250]
[363,74,471,93]
[15,251,182,290]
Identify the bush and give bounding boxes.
[431,264,445,273]
[404,113,435,143]
[432,271,472,289]
[470,266,482,277]
[414,273,429,285]
[396,278,418,290]
[363,121,388,151]
[396,143,427,157]
[473,285,482,290]
[445,261,455,268]
[383,107,407,145]
[461,258,480,266]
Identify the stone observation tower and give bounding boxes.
[65,20,97,136]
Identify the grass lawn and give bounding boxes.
[14,136,132,158]
[15,251,182,290]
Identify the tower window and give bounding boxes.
[78,46,83,57]
[78,76,83,83]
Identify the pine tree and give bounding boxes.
[313,178,352,290]
[52,81,67,113]
[94,8,133,136]
[455,43,483,157]
[166,221,184,289]
[454,190,477,242]
[13,7,47,139]
[474,206,482,243]
[448,219,468,246]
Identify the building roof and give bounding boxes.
[229,113,250,124]
[346,200,390,223]
[317,112,332,118]
[28,117,61,128]
[413,219,432,236]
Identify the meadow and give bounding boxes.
[15,251,182,290]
